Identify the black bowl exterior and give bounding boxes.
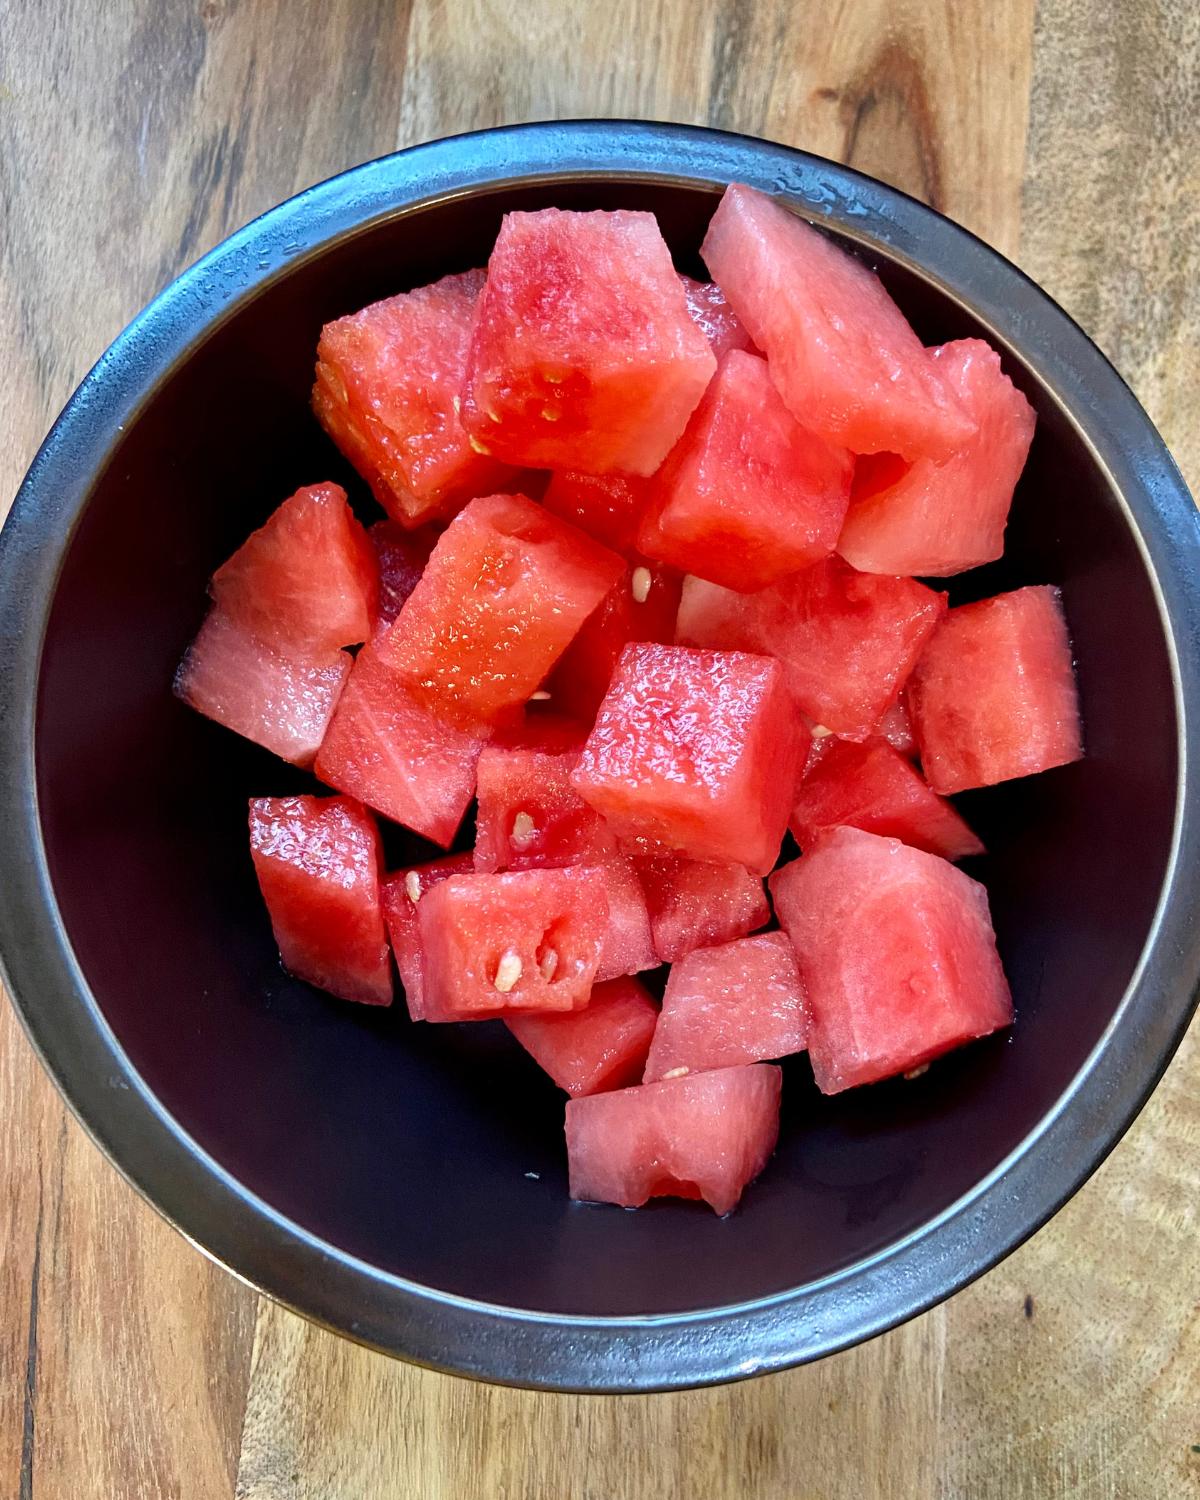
[1,122,1199,1392]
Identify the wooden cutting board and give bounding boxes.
[2,2,1198,1495]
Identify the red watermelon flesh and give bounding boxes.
[547,558,683,723]
[593,857,659,982]
[472,745,620,873]
[675,556,947,740]
[789,737,985,861]
[380,853,475,1020]
[879,692,918,760]
[488,711,591,753]
[377,492,625,732]
[460,208,716,476]
[838,339,1037,576]
[313,644,486,848]
[770,826,1012,1093]
[541,470,651,557]
[571,643,808,875]
[908,585,1083,795]
[679,274,758,361]
[638,349,854,591]
[634,856,769,964]
[701,184,976,462]
[506,975,659,1097]
[642,932,809,1083]
[313,270,518,527]
[175,608,351,769]
[418,866,609,1021]
[564,1062,782,1214]
[249,794,392,1007]
[369,518,439,640]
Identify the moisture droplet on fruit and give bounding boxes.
[663,1066,690,1080]
[904,1063,930,1080]
[494,949,523,992]
[469,434,491,455]
[812,724,833,738]
[404,871,421,904]
[538,948,559,981]
[511,811,537,845]
[631,566,652,604]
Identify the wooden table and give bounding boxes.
[2,2,1199,1494]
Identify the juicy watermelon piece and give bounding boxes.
[593,857,659,982]
[506,975,659,1097]
[175,608,351,769]
[642,932,809,1083]
[638,350,854,591]
[377,492,625,731]
[313,270,518,527]
[770,826,1012,1093]
[379,852,475,1021]
[460,208,716,476]
[249,794,392,1006]
[369,519,439,640]
[675,557,947,740]
[418,866,608,1021]
[313,644,486,847]
[541,470,651,557]
[838,339,1037,576]
[634,857,770,964]
[701,184,976,462]
[547,558,683,722]
[908,585,1083,794]
[571,643,808,875]
[564,1063,782,1214]
[879,692,918,760]
[679,274,757,361]
[789,737,984,860]
[473,745,620,873]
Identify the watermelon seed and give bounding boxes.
[631,567,652,604]
[452,395,461,414]
[494,950,523,992]
[404,871,422,904]
[812,724,833,738]
[538,948,559,981]
[511,811,537,845]
[489,410,502,423]
[904,1063,930,1080]
[541,407,560,422]
[469,434,491,455]
[663,1066,690,1080]
[529,690,551,701]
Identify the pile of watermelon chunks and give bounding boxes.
[177,184,1083,1217]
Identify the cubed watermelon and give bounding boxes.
[701,184,976,462]
[540,470,651,557]
[837,339,1037,576]
[571,643,808,874]
[369,518,439,640]
[379,852,475,1021]
[638,349,854,591]
[564,1063,782,1214]
[418,866,609,1021]
[313,644,486,848]
[313,270,518,527]
[879,692,918,760]
[249,794,392,1006]
[472,744,620,873]
[770,826,1012,1093]
[506,975,659,1097]
[679,274,757,361]
[642,932,809,1082]
[908,585,1083,795]
[634,856,770,964]
[175,608,351,769]
[593,857,659,982]
[376,492,625,731]
[789,737,984,861]
[460,208,716,476]
[675,557,947,740]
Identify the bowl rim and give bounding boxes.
[2,119,1199,1393]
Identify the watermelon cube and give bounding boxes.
[571,643,808,874]
[379,852,475,1021]
[547,558,683,723]
[879,692,918,761]
[770,826,1012,1093]
[312,270,518,527]
[638,350,854,591]
[642,932,809,1083]
[634,856,770,964]
[376,492,625,731]
[908,585,1083,794]
[506,975,660,1097]
[593,857,659,982]
[675,556,947,740]
[313,644,486,848]
[789,737,985,861]
[679,274,757,361]
[837,339,1037,576]
[249,794,392,1007]
[472,745,620,873]
[564,1063,782,1215]
[540,470,651,557]
[460,208,716,476]
[701,184,976,461]
[418,866,609,1021]
[174,608,351,769]
[369,519,439,640]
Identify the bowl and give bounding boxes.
[2,121,1199,1394]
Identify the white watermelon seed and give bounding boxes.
[529,689,551,701]
[538,948,559,981]
[452,395,461,414]
[468,434,491,455]
[904,1063,930,1080]
[494,950,523,992]
[511,811,537,844]
[541,407,560,422]
[631,567,652,604]
[662,1066,690,1080]
[404,871,421,904]
[812,724,833,738]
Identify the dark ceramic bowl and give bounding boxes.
[2,121,1198,1393]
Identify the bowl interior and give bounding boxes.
[34,180,1176,1317]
